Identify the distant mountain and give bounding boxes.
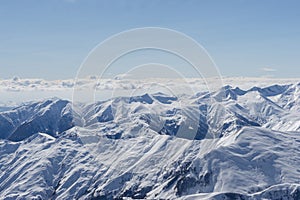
[0,83,300,199]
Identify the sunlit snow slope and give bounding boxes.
[0,82,300,200]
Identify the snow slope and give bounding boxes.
[0,82,300,199]
[0,98,74,141]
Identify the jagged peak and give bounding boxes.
[248,84,291,97]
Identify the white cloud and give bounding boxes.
[1,77,299,104]
[113,73,133,80]
[261,67,277,72]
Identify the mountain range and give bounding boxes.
[0,83,300,199]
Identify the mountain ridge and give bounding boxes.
[0,83,299,199]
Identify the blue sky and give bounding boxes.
[0,0,299,79]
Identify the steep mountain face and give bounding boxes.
[0,98,74,141]
[0,83,300,199]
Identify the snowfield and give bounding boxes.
[0,80,300,199]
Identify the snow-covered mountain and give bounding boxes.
[0,98,74,141]
[0,83,300,199]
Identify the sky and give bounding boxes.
[0,0,300,80]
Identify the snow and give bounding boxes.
[0,80,300,199]
[0,77,299,103]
